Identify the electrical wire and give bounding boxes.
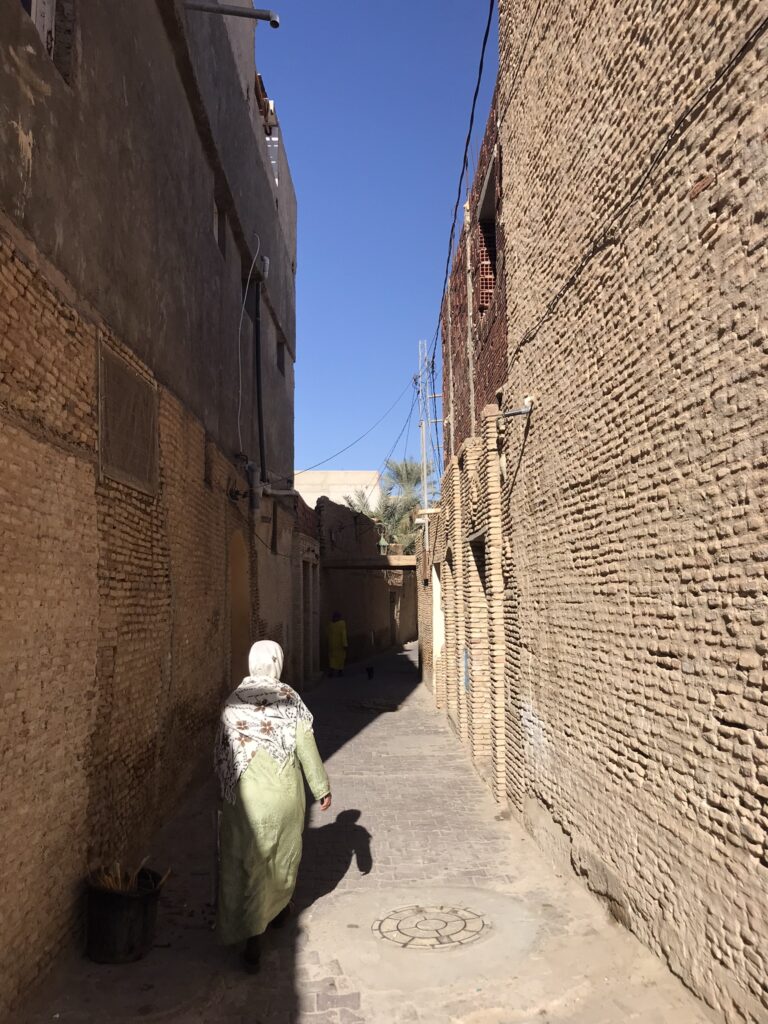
[427,355,443,487]
[362,384,419,511]
[401,383,415,462]
[237,234,261,454]
[428,0,496,369]
[296,378,414,474]
[417,0,494,489]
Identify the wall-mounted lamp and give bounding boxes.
[184,2,280,28]
[378,528,390,557]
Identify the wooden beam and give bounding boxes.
[321,555,417,570]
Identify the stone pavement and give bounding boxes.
[23,645,717,1024]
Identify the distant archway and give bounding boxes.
[229,529,251,688]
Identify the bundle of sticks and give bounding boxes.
[88,858,171,893]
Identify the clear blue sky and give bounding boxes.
[257,2,498,474]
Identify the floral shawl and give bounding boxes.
[214,640,313,804]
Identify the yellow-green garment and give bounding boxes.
[217,720,329,945]
[327,619,348,670]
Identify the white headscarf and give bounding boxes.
[214,640,313,803]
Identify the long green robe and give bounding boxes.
[327,619,348,670]
[217,721,329,944]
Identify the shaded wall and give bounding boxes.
[0,0,299,1013]
[0,0,296,477]
[317,498,417,667]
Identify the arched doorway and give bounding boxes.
[229,529,250,688]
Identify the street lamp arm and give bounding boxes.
[183,3,280,28]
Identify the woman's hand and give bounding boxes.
[319,794,332,812]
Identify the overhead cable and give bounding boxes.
[362,385,419,510]
[296,378,414,474]
[429,0,496,367]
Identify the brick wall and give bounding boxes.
[496,3,768,1018]
[420,3,768,1021]
[0,224,307,1015]
[443,95,507,458]
[317,498,418,665]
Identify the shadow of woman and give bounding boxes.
[295,810,373,910]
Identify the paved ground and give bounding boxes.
[24,645,717,1024]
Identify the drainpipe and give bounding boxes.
[253,284,269,485]
[464,201,476,437]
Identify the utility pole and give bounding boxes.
[418,339,430,550]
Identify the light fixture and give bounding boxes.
[377,528,389,557]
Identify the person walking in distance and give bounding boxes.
[214,640,331,972]
[327,611,348,677]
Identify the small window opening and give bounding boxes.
[475,154,498,314]
[214,201,227,259]
[20,0,75,84]
[277,340,286,376]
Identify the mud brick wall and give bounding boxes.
[494,2,768,1020]
[317,498,417,665]
[416,535,434,689]
[444,237,472,454]
[425,416,505,797]
[459,438,494,781]
[0,225,302,1016]
[443,98,507,459]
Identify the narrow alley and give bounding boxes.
[24,648,714,1024]
[2,1,766,1022]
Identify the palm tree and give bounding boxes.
[381,458,420,499]
[344,458,434,554]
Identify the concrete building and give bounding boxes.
[0,1,309,1013]
[295,469,382,511]
[419,6,768,1023]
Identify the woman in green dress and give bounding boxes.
[214,640,331,971]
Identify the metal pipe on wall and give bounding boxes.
[184,2,280,28]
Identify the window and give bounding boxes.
[276,340,286,375]
[20,0,75,83]
[213,200,227,259]
[475,153,498,314]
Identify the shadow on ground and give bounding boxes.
[20,645,419,1024]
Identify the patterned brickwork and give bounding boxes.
[0,226,308,1017]
[444,237,472,452]
[420,4,768,1021]
[460,437,493,777]
[495,3,768,1019]
[0,420,99,1016]
[443,97,507,458]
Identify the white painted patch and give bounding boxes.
[10,120,34,215]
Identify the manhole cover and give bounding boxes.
[372,905,487,949]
